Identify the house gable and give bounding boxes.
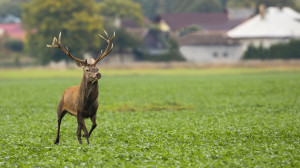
[228,7,300,39]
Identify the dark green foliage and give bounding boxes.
[106,27,141,62]
[0,69,299,167]
[167,0,222,14]
[1,0,299,21]
[137,26,185,62]
[114,28,140,62]
[133,0,161,19]
[99,0,144,26]
[22,0,103,65]
[138,36,185,62]
[269,40,300,59]
[243,44,257,59]
[243,40,300,59]
[4,39,24,52]
[113,28,141,52]
[179,25,202,37]
[0,0,29,17]
[193,0,223,13]
[255,0,294,7]
[228,0,295,8]
[134,0,224,19]
[137,49,185,62]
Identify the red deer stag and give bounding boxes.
[47,31,115,144]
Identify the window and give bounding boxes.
[223,52,228,57]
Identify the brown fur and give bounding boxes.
[47,31,114,144]
[55,67,101,144]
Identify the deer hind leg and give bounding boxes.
[55,100,66,144]
[77,117,83,144]
[88,114,97,137]
[54,111,66,144]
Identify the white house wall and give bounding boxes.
[180,45,243,63]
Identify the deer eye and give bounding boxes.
[86,69,90,72]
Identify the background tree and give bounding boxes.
[22,0,103,65]
[134,0,223,19]
[228,0,295,8]
[132,0,160,19]
[96,0,144,62]
[227,0,256,8]
[98,0,144,26]
[243,40,300,59]
[134,0,299,19]
[0,0,29,18]
[112,27,141,62]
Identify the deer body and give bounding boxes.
[61,76,99,118]
[48,31,115,144]
[56,72,99,144]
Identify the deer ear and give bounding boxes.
[76,62,82,67]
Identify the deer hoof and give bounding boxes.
[54,138,59,144]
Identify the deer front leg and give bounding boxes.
[77,115,90,144]
[88,114,97,137]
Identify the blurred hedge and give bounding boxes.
[243,40,300,59]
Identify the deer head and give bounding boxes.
[47,31,115,82]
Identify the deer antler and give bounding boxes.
[47,32,87,67]
[93,30,115,66]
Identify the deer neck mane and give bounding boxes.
[79,75,98,103]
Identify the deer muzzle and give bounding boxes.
[96,73,101,79]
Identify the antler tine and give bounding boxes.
[52,37,57,45]
[46,37,58,48]
[104,30,109,38]
[58,31,62,43]
[98,34,108,42]
[47,32,86,66]
[112,31,116,39]
[93,31,115,65]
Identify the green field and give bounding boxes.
[0,68,299,167]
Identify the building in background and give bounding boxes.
[150,10,253,62]
[228,6,300,55]
[155,9,254,36]
[2,6,299,64]
[0,23,26,41]
[153,6,300,63]
[177,33,241,63]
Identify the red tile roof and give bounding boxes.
[177,32,239,46]
[0,23,26,40]
[158,13,243,32]
[121,19,141,29]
